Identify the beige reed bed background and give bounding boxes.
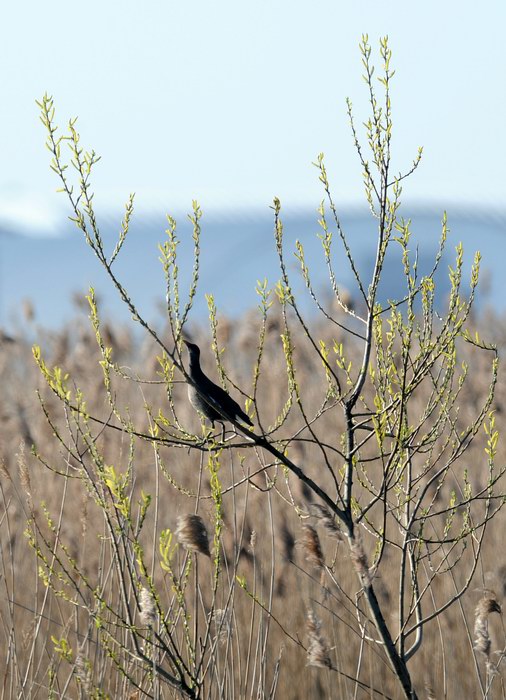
[1,303,506,699]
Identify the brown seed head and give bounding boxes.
[308,503,343,540]
[474,594,501,658]
[0,459,11,482]
[299,525,324,569]
[306,610,331,669]
[474,616,491,657]
[476,596,501,617]
[17,443,33,514]
[75,647,92,695]
[424,682,436,700]
[176,514,211,557]
[139,587,157,628]
[211,608,233,643]
[350,536,372,587]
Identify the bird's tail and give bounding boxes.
[239,409,254,427]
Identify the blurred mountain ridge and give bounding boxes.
[1,205,505,331]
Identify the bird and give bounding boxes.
[183,339,253,437]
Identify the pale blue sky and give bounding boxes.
[1,0,505,235]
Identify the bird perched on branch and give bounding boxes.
[183,339,253,437]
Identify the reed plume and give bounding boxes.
[139,587,157,628]
[299,524,324,570]
[306,610,331,669]
[308,503,343,540]
[176,514,211,557]
[349,535,372,588]
[474,594,501,659]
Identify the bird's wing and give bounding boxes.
[201,377,253,425]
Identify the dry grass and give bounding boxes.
[1,300,506,699]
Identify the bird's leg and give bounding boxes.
[201,419,215,443]
[221,423,243,444]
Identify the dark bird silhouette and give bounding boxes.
[183,339,253,435]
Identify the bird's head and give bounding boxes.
[182,338,201,362]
